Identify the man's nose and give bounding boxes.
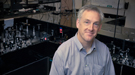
[88,23,94,30]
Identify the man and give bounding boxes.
[49,5,115,75]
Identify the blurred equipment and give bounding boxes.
[38,0,60,4]
[0,2,4,18]
[10,0,22,13]
[3,57,51,75]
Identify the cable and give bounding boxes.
[47,12,51,22]
[59,0,72,26]
[113,0,121,42]
[60,0,70,12]
[31,14,33,18]
[53,2,55,23]
[123,9,126,16]
[3,57,49,75]
[63,0,70,10]
[62,15,69,25]
[39,8,47,20]
[123,0,126,16]
[40,12,45,20]
[4,0,8,4]
[120,65,123,75]
[72,0,77,20]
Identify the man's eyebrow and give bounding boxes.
[95,21,100,23]
[84,19,90,21]
[84,19,100,23]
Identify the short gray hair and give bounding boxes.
[77,5,104,23]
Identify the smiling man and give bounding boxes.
[49,5,115,75]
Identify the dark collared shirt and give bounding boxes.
[49,33,115,75]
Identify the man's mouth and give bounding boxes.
[86,32,94,36]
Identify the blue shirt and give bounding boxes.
[49,33,115,75]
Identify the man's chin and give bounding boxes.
[85,38,94,42]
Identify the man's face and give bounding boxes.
[76,10,102,43]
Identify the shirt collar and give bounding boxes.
[73,33,96,52]
[74,33,83,51]
[88,38,96,54]
[91,39,96,50]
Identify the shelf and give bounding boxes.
[38,0,61,4]
[19,0,61,5]
[0,10,50,21]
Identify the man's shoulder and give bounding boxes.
[59,37,74,49]
[55,36,75,56]
[95,39,109,54]
[95,39,107,48]
[95,39,110,57]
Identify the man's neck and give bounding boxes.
[82,40,94,53]
[77,33,94,53]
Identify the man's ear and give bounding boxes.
[76,19,80,28]
[98,24,102,32]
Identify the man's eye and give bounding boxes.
[85,22,89,24]
[94,23,99,25]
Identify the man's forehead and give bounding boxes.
[81,10,101,22]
